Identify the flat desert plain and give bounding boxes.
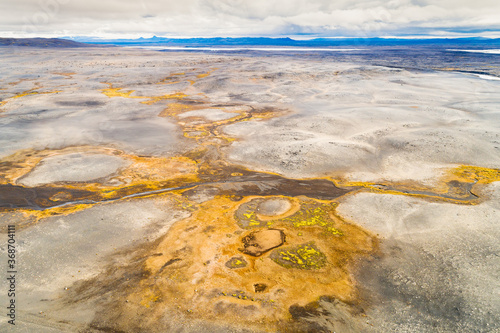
[0,47,499,332]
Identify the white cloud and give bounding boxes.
[0,0,499,37]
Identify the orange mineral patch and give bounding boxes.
[100,82,187,104]
[124,195,379,331]
[115,155,198,185]
[2,73,499,331]
[0,89,62,109]
[0,146,200,221]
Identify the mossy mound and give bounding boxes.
[225,256,248,269]
[234,198,265,228]
[234,198,343,235]
[270,242,326,270]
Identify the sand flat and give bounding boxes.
[0,46,499,332]
[18,153,131,186]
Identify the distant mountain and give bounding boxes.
[67,36,500,49]
[5,36,500,49]
[69,36,302,46]
[0,37,95,48]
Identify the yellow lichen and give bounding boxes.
[196,69,217,78]
[140,290,161,308]
[0,146,200,220]
[183,130,209,139]
[101,86,140,98]
[235,198,343,235]
[116,155,198,185]
[449,165,500,184]
[3,60,500,333]
[157,72,185,85]
[332,164,500,204]
[28,203,94,221]
[0,89,62,108]
[100,83,187,104]
[159,102,197,117]
[140,92,187,105]
[126,194,378,330]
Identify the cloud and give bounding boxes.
[1,0,499,37]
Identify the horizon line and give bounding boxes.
[3,35,500,41]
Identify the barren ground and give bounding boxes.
[0,47,499,332]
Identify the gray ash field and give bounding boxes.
[0,45,499,332]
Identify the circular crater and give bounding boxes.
[17,153,131,187]
[257,198,292,217]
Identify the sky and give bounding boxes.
[1,0,500,39]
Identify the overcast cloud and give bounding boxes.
[1,0,499,38]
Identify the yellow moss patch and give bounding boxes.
[49,192,73,202]
[449,165,500,184]
[100,86,140,99]
[159,102,201,117]
[235,198,343,235]
[157,72,191,85]
[117,156,198,185]
[183,130,210,139]
[140,92,187,105]
[27,203,94,221]
[225,256,248,269]
[333,164,500,203]
[0,146,200,220]
[157,73,185,84]
[139,290,161,308]
[12,91,41,98]
[282,204,343,235]
[100,83,186,104]
[0,89,62,108]
[130,195,378,330]
[196,69,217,79]
[271,243,326,270]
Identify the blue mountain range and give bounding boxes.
[66,36,500,48]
